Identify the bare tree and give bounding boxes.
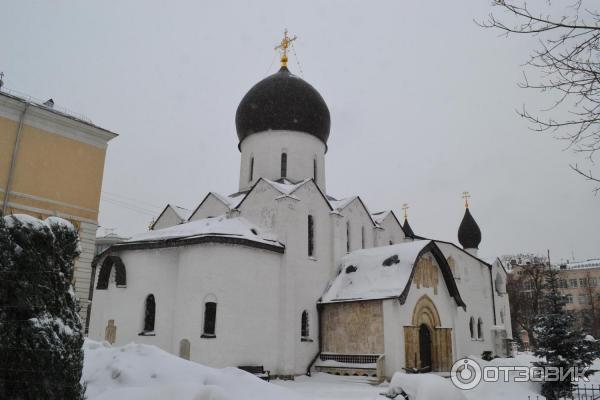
[480,0,600,193]
[506,262,546,349]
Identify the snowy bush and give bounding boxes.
[0,214,84,400]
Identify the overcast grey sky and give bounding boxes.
[2,0,598,263]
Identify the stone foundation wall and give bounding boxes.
[320,300,384,354]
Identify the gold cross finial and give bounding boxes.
[462,191,471,208]
[402,203,409,220]
[275,29,297,68]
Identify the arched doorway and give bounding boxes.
[419,324,432,372]
[404,295,453,372]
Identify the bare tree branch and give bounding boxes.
[480,1,600,192]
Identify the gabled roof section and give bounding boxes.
[235,177,333,211]
[150,204,190,230]
[371,210,392,225]
[433,239,493,269]
[328,196,376,226]
[330,196,357,211]
[320,240,465,309]
[371,210,410,237]
[172,205,192,221]
[188,191,248,221]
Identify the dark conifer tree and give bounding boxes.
[0,215,85,400]
[534,267,598,400]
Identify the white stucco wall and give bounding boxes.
[88,248,180,351]
[238,130,327,192]
[238,179,333,374]
[88,244,284,371]
[436,242,499,359]
[172,244,282,370]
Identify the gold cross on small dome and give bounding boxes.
[402,203,409,219]
[462,191,471,208]
[275,29,297,68]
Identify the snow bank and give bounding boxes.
[386,372,466,400]
[83,340,303,400]
[464,353,542,400]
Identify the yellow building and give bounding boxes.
[0,89,117,329]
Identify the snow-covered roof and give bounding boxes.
[263,178,312,196]
[126,215,282,248]
[172,205,192,221]
[321,240,431,303]
[371,210,392,225]
[209,192,246,209]
[329,196,356,211]
[321,240,465,307]
[563,259,600,270]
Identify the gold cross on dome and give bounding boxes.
[274,29,297,68]
[462,191,471,208]
[402,203,409,219]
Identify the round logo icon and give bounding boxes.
[450,358,482,390]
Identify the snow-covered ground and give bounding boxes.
[83,340,600,400]
[83,340,303,400]
[274,374,387,400]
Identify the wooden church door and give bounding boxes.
[419,324,432,372]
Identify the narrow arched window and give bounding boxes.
[203,302,217,337]
[307,215,314,257]
[313,158,317,183]
[281,152,287,178]
[361,226,366,249]
[469,316,475,339]
[249,157,254,182]
[477,318,483,340]
[301,310,309,338]
[346,221,351,253]
[142,294,156,334]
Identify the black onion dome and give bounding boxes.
[458,208,482,249]
[235,66,331,146]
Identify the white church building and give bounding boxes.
[88,39,512,379]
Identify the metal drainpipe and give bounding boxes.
[2,104,29,216]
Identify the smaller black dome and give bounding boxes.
[458,208,482,249]
[235,66,331,146]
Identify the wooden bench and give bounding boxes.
[238,365,270,382]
